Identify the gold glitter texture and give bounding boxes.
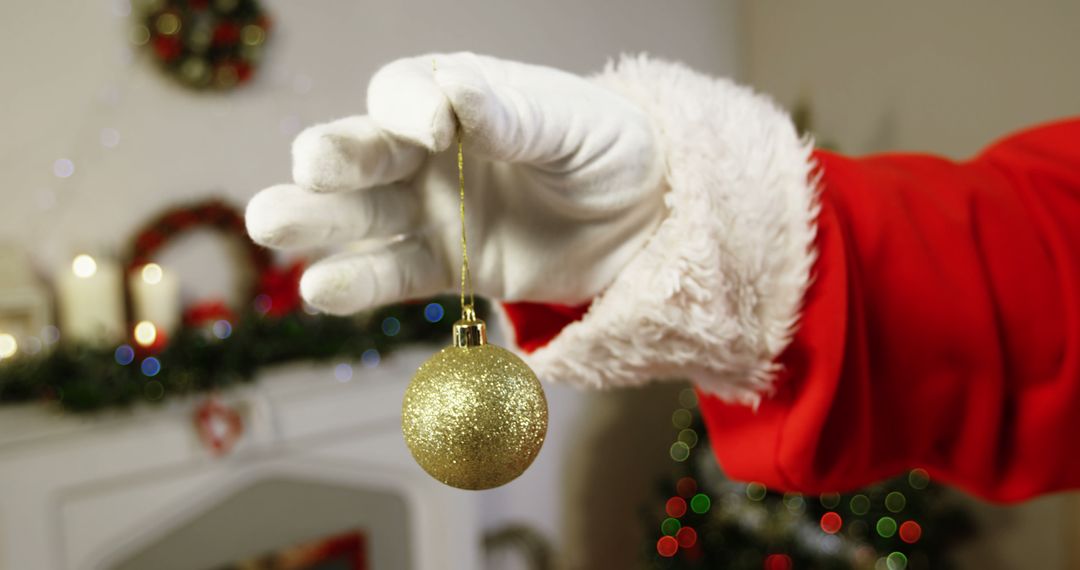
[402,344,548,490]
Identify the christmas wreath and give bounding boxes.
[136,0,271,90]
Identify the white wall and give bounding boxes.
[744,0,1080,157]
[1,0,739,274]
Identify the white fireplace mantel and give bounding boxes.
[0,348,482,570]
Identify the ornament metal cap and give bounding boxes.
[452,306,487,348]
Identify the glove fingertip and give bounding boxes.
[299,263,370,316]
[368,61,456,152]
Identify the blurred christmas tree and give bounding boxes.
[645,388,976,570]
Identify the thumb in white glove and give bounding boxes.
[246,52,665,315]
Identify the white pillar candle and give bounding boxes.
[129,263,181,335]
[56,254,125,346]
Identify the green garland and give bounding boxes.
[0,296,484,414]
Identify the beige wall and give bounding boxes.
[743,3,1080,568]
[743,0,1080,157]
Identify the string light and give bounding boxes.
[689,493,711,514]
[424,302,445,323]
[677,428,698,448]
[669,441,691,462]
[876,516,898,538]
[783,493,806,514]
[134,321,157,347]
[899,520,922,544]
[72,254,97,278]
[885,491,907,513]
[746,482,767,501]
[908,469,930,489]
[660,517,681,536]
[671,408,692,429]
[42,325,60,344]
[140,357,161,377]
[212,320,232,339]
[361,348,380,368]
[53,158,75,178]
[849,494,871,515]
[678,387,698,408]
[666,496,688,518]
[820,492,841,509]
[141,263,163,284]
[820,512,843,534]
[675,526,697,548]
[114,344,135,365]
[656,535,678,558]
[764,554,793,570]
[886,551,908,570]
[381,317,401,336]
[0,334,17,359]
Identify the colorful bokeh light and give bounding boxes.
[675,526,697,548]
[908,468,930,489]
[669,441,690,462]
[381,317,401,336]
[746,482,767,501]
[899,520,922,544]
[764,553,793,570]
[849,494,870,515]
[690,493,711,514]
[885,491,907,513]
[876,516,898,538]
[140,357,161,377]
[820,512,843,534]
[424,302,445,322]
[656,535,678,557]
[666,496,687,518]
[114,344,135,365]
[660,517,681,536]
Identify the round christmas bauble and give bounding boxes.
[402,318,547,490]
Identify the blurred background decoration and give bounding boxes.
[134,0,272,91]
[0,0,1078,569]
[644,391,976,570]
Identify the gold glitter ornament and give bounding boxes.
[403,310,548,490]
[402,119,548,490]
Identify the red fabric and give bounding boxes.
[503,118,1080,502]
[502,301,590,352]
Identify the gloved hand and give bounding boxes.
[246,52,665,314]
[247,52,817,404]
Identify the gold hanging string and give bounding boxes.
[457,130,476,321]
[432,58,475,322]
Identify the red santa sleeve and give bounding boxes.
[705,119,1080,502]
[499,58,1080,502]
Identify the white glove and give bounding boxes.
[246,52,665,314]
[247,53,818,406]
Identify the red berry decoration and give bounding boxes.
[137,0,270,91]
[152,35,183,61]
[211,22,240,46]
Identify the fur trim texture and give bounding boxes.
[524,56,819,406]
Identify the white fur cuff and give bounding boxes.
[522,56,819,406]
